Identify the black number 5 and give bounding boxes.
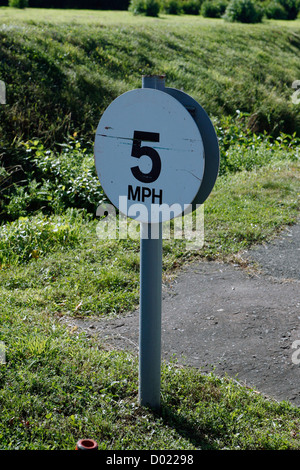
[131,131,161,183]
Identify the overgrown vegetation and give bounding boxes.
[128,0,300,20]
[1,115,299,223]
[201,0,228,18]
[0,9,300,450]
[1,10,299,149]
[223,0,264,23]
[129,0,161,15]
[8,0,28,8]
[0,9,300,224]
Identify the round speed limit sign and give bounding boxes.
[94,88,204,223]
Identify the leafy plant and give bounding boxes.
[0,163,21,196]
[223,0,264,22]
[275,0,300,19]
[181,0,202,14]
[128,0,160,16]
[201,0,228,17]
[265,1,288,19]
[1,136,105,221]
[161,0,183,14]
[8,0,28,7]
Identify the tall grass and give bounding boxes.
[0,10,299,148]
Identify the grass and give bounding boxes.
[1,8,299,224]
[1,7,300,450]
[1,157,300,450]
[1,157,299,317]
[1,285,300,450]
[1,302,300,451]
[203,159,300,258]
[0,8,300,148]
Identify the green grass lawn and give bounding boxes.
[1,8,300,450]
[1,157,300,450]
[0,157,299,316]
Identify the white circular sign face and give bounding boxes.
[94,88,204,223]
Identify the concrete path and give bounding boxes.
[70,223,300,406]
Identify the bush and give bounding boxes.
[275,0,300,19]
[181,0,202,14]
[8,0,28,7]
[161,0,183,14]
[201,0,228,17]
[265,1,288,18]
[224,0,264,22]
[1,137,105,221]
[128,0,160,16]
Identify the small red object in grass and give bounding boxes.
[75,439,98,450]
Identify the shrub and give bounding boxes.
[275,0,300,19]
[1,137,105,221]
[265,1,288,19]
[224,0,264,22]
[161,0,183,14]
[8,0,28,7]
[128,0,160,16]
[181,0,202,14]
[201,0,228,17]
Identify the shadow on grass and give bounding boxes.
[156,401,219,450]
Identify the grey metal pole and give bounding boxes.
[142,74,165,91]
[139,75,164,410]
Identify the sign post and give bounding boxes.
[139,220,162,409]
[94,75,218,411]
[139,75,164,410]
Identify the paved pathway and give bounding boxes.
[70,223,300,406]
